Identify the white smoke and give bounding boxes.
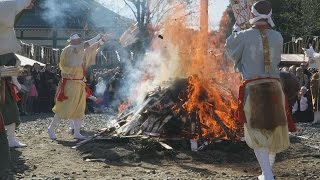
[114,39,180,108]
[40,0,72,27]
[95,78,107,96]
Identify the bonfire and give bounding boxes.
[75,1,243,151]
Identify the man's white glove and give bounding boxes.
[233,23,241,32]
[88,95,97,101]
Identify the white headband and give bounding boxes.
[249,3,275,27]
[68,34,81,42]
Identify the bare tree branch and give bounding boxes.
[149,0,166,15]
[141,0,147,25]
[149,0,168,21]
[123,0,138,20]
[153,3,184,26]
[136,0,141,25]
[145,0,151,25]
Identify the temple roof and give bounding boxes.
[15,0,133,37]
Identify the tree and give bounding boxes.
[123,0,150,53]
[270,0,320,42]
[123,0,192,58]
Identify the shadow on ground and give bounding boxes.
[0,148,30,180]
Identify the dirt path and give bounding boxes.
[1,114,319,179]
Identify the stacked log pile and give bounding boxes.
[75,78,242,149]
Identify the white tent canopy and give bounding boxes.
[15,54,45,66]
[281,54,306,65]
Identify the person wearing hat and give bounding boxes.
[225,1,292,180]
[47,33,107,140]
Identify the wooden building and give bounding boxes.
[15,0,133,66]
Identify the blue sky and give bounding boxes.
[96,0,230,30]
[208,0,230,29]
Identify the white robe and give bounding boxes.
[0,0,31,55]
[225,28,289,153]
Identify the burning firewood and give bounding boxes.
[117,97,154,135]
[114,77,240,141]
[158,142,173,150]
[78,77,242,151]
[210,109,237,140]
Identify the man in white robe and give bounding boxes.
[225,1,290,180]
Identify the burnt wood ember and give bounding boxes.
[210,109,237,140]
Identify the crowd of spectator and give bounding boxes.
[17,61,319,124]
[17,63,59,115]
[280,63,315,122]
[16,63,121,116]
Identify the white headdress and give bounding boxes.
[67,34,81,42]
[249,2,275,27]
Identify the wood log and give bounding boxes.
[148,90,170,109]
[211,109,236,140]
[144,132,160,137]
[157,115,173,132]
[145,117,161,132]
[140,116,157,130]
[151,121,162,133]
[145,109,162,114]
[159,137,183,141]
[94,135,144,142]
[116,111,134,122]
[126,114,142,135]
[158,142,173,150]
[73,112,138,149]
[117,97,154,135]
[163,101,174,108]
[72,127,116,149]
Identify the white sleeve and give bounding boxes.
[16,0,32,14]
[300,97,308,111]
[224,31,246,70]
[292,101,298,113]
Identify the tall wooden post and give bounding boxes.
[200,0,209,65]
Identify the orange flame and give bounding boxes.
[118,101,130,113]
[159,5,243,140]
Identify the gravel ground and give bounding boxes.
[0,113,319,179]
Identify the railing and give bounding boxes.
[19,42,131,67]
[283,35,320,54]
